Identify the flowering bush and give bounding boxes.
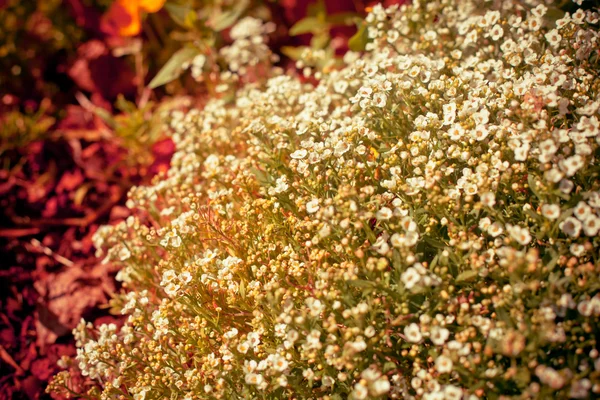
[50,0,600,399]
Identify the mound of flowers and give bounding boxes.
[51,0,600,399]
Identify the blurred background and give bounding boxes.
[0,0,405,398]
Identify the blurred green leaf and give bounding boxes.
[281,46,308,61]
[326,12,360,26]
[348,24,368,51]
[148,47,199,89]
[455,269,478,282]
[208,0,249,32]
[310,32,330,49]
[289,17,324,36]
[164,2,197,28]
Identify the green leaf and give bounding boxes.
[348,24,368,52]
[310,32,330,49]
[208,0,249,32]
[164,2,197,28]
[347,279,375,289]
[148,47,199,89]
[383,361,397,373]
[455,269,478,283]
[290,17,325,36]
[326,12,360,26]
[250,167,270,186]
[281,46,309,61]
[527,173,544,201]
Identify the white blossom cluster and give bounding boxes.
[52,1,600,399]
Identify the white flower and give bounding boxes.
[372,235,390,255]
[273,175,289,193]
[435,355,453,374]
[244,373,264,385]
[490,24,503,41]
[573,201,592,221]
[118,246,131,261]
[370,377,391,396]
[247,332,261,348]
[373,92,387,107]
[404,231,419,247]
[561,217,582,238]
[544,29,562,47]
[487,222,504,237]
[443,102,456,125]
[404,323,422,343]
[352,382,369,400]
[290,149,308,159]
[164,282,180,297]
[570,243,585,257]
[237,342,250,354]
[306,199,320,214]
[224,328,238,339]
[302,368,314,380]
[430,326,450,346]
[479,217,491,231]
[541,204,560,220]
[444,385,463,400]
[563,155,584,176]
[509,225,531,245]
[539,139,557,155]
[400,216,417,231]
[514,144,530,161]
[471,125,489,141]
[583,215,600,237]
[448,124,464,140]
[401,267,420,289]
[322,375,335,387]
[276,375,288,387]
[376,207,393,220]
[480,192,496,207]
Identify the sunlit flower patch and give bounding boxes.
[51,0,600,399]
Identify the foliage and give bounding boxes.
[50,1,600,399]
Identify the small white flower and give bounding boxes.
[471,125,489,141]
[583,215,600,237]
[237,342,250,354]
[479,217,491,231]
[573,201,592,221]
[118,246,131,261]
[490,24,503,41]
[400,216,417,231]
[487,222,504,237]
[444,385,463,400]
[322,375,335,387]
[352,382,369,400]
[290,149,308,159]
[435,355,454,374]
[563,155,585,176]
[480,192,496,207]
[373,92,387,108]
[306,199,320,214]
[430,326,450,346]
[276,375,288,387]
[164,282,180,297]
[561,217,582,238]
[370,377,391,396]
[545,29,562,47]
[376,207,393,220]
[541,204,561,220]
[404,323,422,343]
[244,373,264,385]
[401,267,421,289]
[509,225,531,245]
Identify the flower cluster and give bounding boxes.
[50,1,600,399]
